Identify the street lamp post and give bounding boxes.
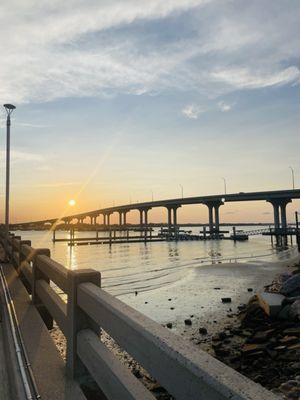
[289,166,295,190]
[179,184,183,199]
[222,177,227,194]
[3,104,16,246]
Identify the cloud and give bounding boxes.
[0,150,43,163]
[182,104,206,119]
[16,122,50,128]
[0,1,299,104]
[34,182,82,188]
[217,101,232,112]
[211,66,300,90]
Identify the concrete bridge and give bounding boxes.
[12,189,300,238]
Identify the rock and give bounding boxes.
[241,343,266,354]
[288,387,300,399]
[283,327,300,337]
[251,329,275,343]
[199,327,208,335]
[290,362,300,370]
[289,300,300,321]
[221,297,232,303]
[184,319,192,326]
[281,274,300,296]
[279,336,299,345]
[257,292,285,317]
[215,347,230,357]
[166,322,172,329]
[278,304,292,320]
[218,331,227,340]
[132,368,142,379]
[288,343,300,350]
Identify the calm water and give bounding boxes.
[16,226,295,297]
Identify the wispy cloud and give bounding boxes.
[182,104,206,119]
[211,66,300,90]
[0,1,299,104]
[16,122,50,128]
[0,150,43,163]
[217,101,233,112]
[34,182,82,188]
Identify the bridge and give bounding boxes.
[12,189,300,241]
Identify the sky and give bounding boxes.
[0,0,300,224]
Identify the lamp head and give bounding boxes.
[3,104,16,116]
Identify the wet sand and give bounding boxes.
[119,252,300,339]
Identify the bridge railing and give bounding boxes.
[0,231,276,400]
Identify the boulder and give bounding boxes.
[278,304,292,320]
[289,300,300,321]
[257,292,285,317]
[281,274,300,296]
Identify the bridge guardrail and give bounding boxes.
[0,231,277,400]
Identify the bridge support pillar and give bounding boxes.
[139,209,143,227]
[138,208,151,228]
[119,211,122,227]
[204,200,224,238]
[165,205,181,238]
[268,199,291,246]
[123,211,127,226]
[167,207,172,232]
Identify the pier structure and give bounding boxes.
[11,189,300,244]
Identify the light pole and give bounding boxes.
[179,184,183,199]
[3,104,16,245]
[289,166,295,190]
[222,177,227,194]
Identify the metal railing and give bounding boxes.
[0,231,277,400]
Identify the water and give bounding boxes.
[15,226,296,296]
[16,226,299,328]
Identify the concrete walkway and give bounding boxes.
[0,317,12,400]
[0,263,86,400]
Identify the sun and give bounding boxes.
[68,199,76,207]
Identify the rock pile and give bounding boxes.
[205,267,300,399]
